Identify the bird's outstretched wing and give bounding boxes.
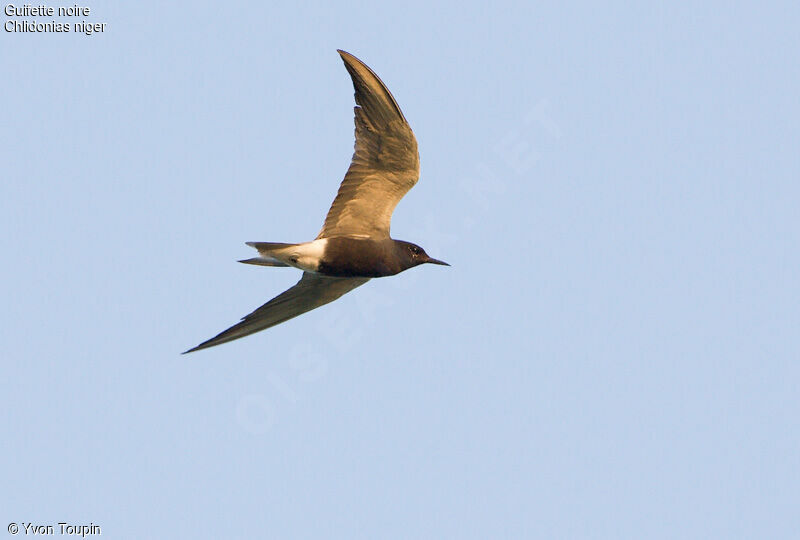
[183,272,369,353]
[317,50,420,240]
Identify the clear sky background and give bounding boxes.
[2,1,798,538]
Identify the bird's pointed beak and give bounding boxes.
[426,256,450,266]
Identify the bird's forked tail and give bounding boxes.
[238,242,296,267]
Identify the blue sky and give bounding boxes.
[2,1,799,538]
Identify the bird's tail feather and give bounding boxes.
[246,241,297,253]
[240,242,298,267]
[238,257,290,267]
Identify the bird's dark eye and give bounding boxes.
[411,246,421,254]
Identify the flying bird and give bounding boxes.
[184,50,448,353]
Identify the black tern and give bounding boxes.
[184,50,448,353]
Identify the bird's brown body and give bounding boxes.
[318,237,443,278]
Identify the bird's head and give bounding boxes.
[397,241,450,269]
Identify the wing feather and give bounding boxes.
[184,272,369,353]
[317,50,420,239]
